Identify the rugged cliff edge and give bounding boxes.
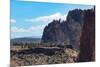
[41,8,95,51]
[41,9,84,49]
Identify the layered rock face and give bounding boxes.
[78,8,95,62]
[42,9,84,49]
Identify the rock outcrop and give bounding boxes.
[78,8,95,62]
[41,8,95,52]
[42,9,84,49]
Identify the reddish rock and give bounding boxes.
[79,8,95,62]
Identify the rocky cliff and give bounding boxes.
[41,8,95,50]
[78,8,95,62]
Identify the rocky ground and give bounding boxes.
[10,45,79,67]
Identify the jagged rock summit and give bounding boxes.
[41,8,95,50]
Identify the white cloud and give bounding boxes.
[29,25,46,30]
[11,25,45,33]
[11,27,30,33]
[25,12,66,23]
[10,19,16,23]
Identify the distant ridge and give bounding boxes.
[11,37,41,44]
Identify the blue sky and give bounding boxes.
[11,0,94,38]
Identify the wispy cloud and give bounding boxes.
[11,27,30,33]
[10,19,16,23]
[11,25,45,33]
[29,25,46,31]
[25,12,66,23]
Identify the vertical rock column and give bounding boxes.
[79,8,95,62]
